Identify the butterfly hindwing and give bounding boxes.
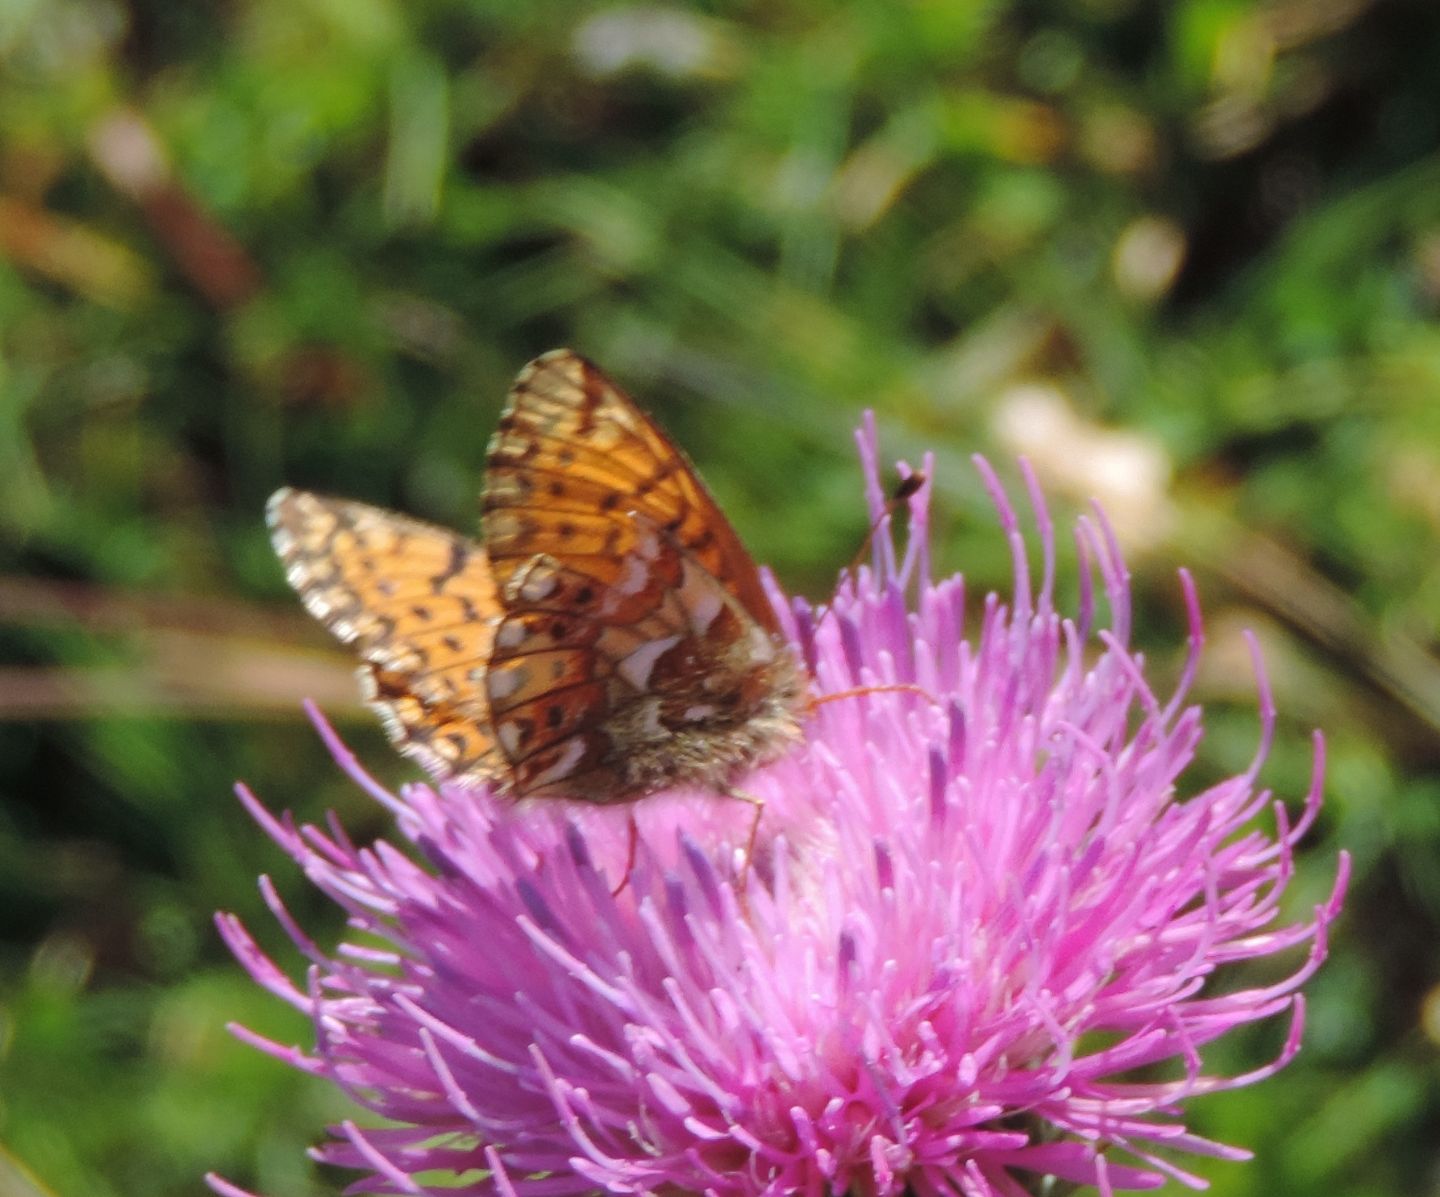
[267,488,504,782]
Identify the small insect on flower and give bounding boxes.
[267,349,810,804]
[219,418,1348,1197]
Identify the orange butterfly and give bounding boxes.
[268,350,810,804]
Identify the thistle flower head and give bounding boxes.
[214,420,1346,1197]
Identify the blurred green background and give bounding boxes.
[2,0,1439,1193]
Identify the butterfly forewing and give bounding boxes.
[485,350,782,633]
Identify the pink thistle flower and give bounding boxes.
[212,420,1347,1197]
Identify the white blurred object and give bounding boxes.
[992,383,1174,550]
[573,6,729,78]
[1112,215,1187,301]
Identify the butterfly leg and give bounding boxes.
[722,787,766,908]
[609,811,640,897]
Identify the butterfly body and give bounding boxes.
[269,350,808,805]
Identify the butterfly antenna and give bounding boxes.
[804,473,938,708]
[803,471,924,664]
[842,471,926,580]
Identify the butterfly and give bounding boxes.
[268,349,810,804]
